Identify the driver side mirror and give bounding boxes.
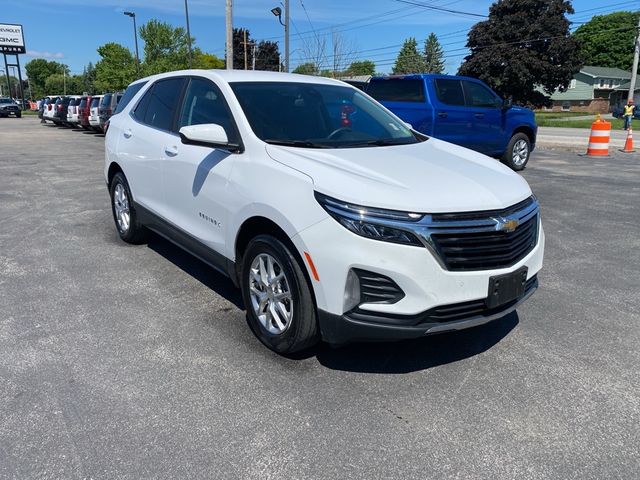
[179,124,241,152]
[502,97,513,110]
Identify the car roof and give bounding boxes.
[134,69,348,88]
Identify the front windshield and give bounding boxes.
[229,81,419,148]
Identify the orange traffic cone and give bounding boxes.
[580,115,611,157]
[620,127,635,153]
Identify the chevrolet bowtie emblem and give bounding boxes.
[499,219,519,233]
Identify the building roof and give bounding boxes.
[615,78,640,91]
[580,66,631,79]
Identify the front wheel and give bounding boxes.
[502,133,531,171]
[16,112,21,118]
[240,235,319,354]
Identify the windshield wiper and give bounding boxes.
[344,139,416,147]
[264,139,331,149]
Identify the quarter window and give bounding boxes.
[434,79,465,106]
[133,77,186,131]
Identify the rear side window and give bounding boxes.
[434,79,465,106]
[462,81,499,108]
[114,82,147,114]
[79,99,87,108]
[366,79,425,102]
[133,77,186,131]
[101,94,112,106]
[91,98,100,107]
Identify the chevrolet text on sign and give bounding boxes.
[0,24,25,54]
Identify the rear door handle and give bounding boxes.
[123,129,132,139]
[474,113,485,118]
[437,112,448,118]
[164,145,178,157]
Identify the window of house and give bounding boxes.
[562,101,571,111]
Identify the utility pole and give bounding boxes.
[252,43,256,70]
[226,0,233,70]
[184,0,193,68]
[628,16,640,104]
[284,0,290,72]
[243,30,248,70]
[63,68,66,95]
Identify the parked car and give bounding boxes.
[89,95,103,131]
[66,96,86,126]
[105,70,544,354]
[0,97,21,117]
[98,92,122,131]
[365,74,537,170]
[78,95,92,130]
[42,96,60,122]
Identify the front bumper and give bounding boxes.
[318,276,537,344]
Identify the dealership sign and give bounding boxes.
[0,24,25,54]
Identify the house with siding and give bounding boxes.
[547,66,631,113]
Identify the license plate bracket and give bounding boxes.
[486,267,528,309]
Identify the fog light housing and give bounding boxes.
[343,269,361,312]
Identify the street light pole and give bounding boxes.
[284,0,289,73]
[184,0,193,68]
[124,11,141,78]
[271,4,289,72]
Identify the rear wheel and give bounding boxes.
[240,235,319,354]
[109,172,148,244]
[502,133,531,171]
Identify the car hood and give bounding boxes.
[265,138,532,213]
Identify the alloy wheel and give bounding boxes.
[512,139,529,166]
[113,183,131,233]
[248,253,293,335]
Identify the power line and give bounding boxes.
[394,0,488,18]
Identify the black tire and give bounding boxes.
[240,235,319,354]
[16,112,21,118]
[501,132,531,171]
[109,172,148,244]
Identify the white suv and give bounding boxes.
[105,70,544,354]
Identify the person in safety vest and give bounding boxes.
[623,99,636,130]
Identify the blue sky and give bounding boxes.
[4,0,638,77]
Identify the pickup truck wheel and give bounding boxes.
[16,112,21,118]
[109,172,148,244]
[502,133,530,171]
[241,235,319,354]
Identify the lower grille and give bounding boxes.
[423,275,537,324]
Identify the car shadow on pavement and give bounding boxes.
[311,313,519,374]
[147,233,244,309]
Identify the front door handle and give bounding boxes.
[437,112,448,118]
[164,145,178,157]
[123,129,132,139]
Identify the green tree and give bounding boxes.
[44,74,65,95]
[293,62,319,75]
[140,19,192,74]
[458,0,581,104]
[193,51,225,69]
[573,11,640,70]
[393,38,426,74]
[24,59,69,98]
[255,41,280,71]
[94,43,137,92]
[79,62,96,94]
[345,60,376,76]
[232,28,253,69]
[423,33,445,74]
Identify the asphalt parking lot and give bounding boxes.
[1,116,639,479]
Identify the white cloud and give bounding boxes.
[26,50,65,59]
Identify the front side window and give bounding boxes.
[134,77,186,131]
[230,81,418,148]
[101,94,112,107]
[462,81,499,108]
[178,77,239,144]
[435,79,465,106]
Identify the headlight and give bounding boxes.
[315,192,423,246]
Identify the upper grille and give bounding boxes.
[426,197,539,271]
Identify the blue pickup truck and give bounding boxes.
[365,74,537,170]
